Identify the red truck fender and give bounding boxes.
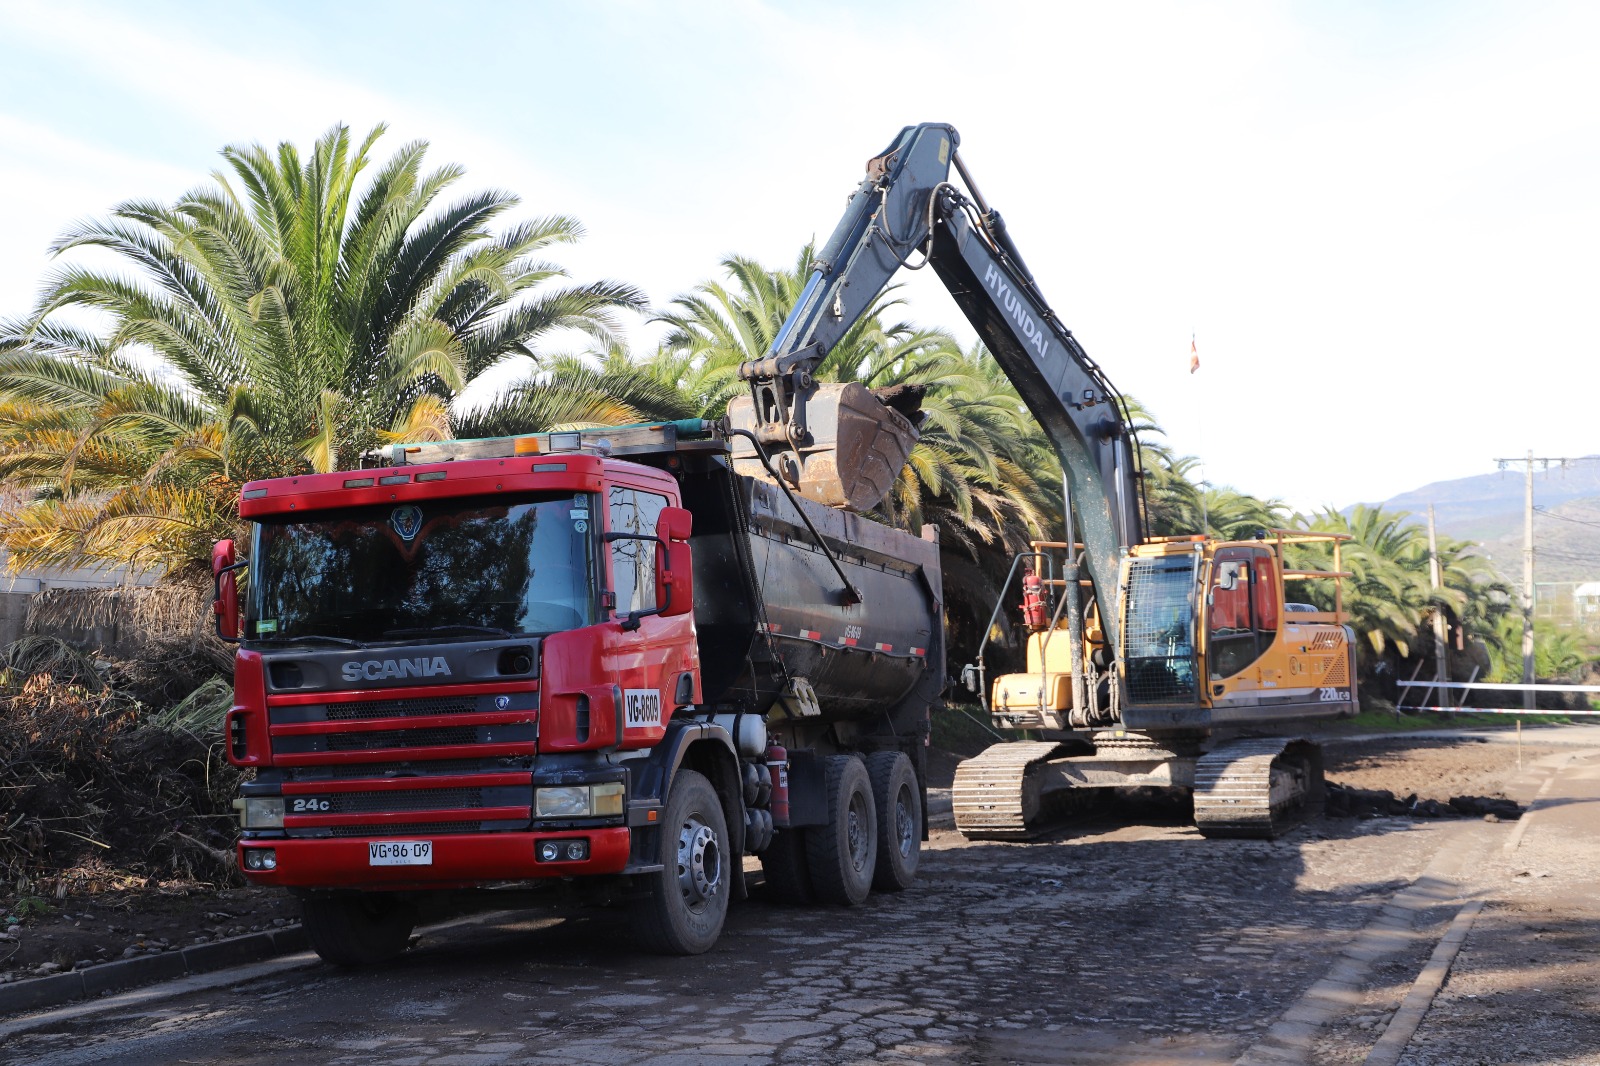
[627,718,748,896]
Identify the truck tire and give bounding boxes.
[301,893,416,967]
[805,755,877,906]
[758,827,813,904]
[630,769,729,955]
[867,751,921,892]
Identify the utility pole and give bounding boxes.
[1491,453,1597,711]
[1427,505,1449,708]
[1522,451,1535,711]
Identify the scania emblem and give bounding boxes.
[390,504,423,542]
[495,695,511,710]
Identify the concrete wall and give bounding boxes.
[0,553,161,652]
[0,592,28,649]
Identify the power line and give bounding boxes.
[1494,455,1600,475]
[1533,507,1600,529]
[1535,549,1599,563]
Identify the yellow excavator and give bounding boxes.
[960,530,1356,838]
[732,122,1359,841]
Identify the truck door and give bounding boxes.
[603,484,697,747]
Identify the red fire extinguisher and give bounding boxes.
[765,742,790,825]
[1020,570,1049,631]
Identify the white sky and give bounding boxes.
[1,0,1595,513]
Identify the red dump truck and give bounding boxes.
[215,417,943,964]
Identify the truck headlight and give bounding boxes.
[591,782,624,817]
[536,783,626,818]
[241,797,285,829]
[536,786,591,818]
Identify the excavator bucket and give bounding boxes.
[727,382,919,512]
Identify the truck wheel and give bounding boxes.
[758,828,813,904]
[631,769,729,955]
[867,751,921,892]
[805,755,877,906]
[301,893,416,967]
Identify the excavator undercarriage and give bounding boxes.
[951,733,1327,841]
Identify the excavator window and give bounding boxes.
[1121,556,1199,705]
[1251,550,1281,635]
[1208,547,1280,679]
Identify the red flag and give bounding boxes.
[1189,335,1200,375]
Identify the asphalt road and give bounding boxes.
[2,726,1596,1066]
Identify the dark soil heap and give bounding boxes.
[0,641,242,899]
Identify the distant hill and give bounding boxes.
[1360,457,1600,587]
[1365,457,1600,539]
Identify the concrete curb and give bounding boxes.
[1364,898,1485,1066]
[1233,818,1488,1065]
[0,924,306,1017]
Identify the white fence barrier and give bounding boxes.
[1396,679,1600,715]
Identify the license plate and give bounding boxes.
[368,840,433,866]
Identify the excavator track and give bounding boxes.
[1192,738,1324,839]
[951,741,1070,840]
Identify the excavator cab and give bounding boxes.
[1193,532,1359,722]
[972,532,1359,736]
[1118,531,1359,730]
[1205,546,1281,679]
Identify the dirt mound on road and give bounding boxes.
[1324,782,1522,820]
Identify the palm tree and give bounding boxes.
[0,123,643,575]
[883,341,1055,556]
[1288,506,1430,659]
[1201,486,1291,541]
[1287,506,1511,679]
[455,346,698,438]
[1121,397,1203,537]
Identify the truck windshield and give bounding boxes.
[249,494,596,642]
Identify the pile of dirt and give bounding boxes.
[0,679,240,896]
[0,639,242,895]
[0,638,259,982]
[1324,782,1523,820]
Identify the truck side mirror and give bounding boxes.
[655,507,694,618]
[212,539,245,642]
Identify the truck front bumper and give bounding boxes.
[238,828,631,889]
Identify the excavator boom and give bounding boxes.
[736,122,1142,628]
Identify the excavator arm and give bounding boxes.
[738,122,1144,624]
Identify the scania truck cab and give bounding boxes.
[217,421,943,963]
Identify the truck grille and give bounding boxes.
[325,822,488,838]
[325,696,479,721]
[326,726,479,752]
[327,788,484,813]
[285,758,494,780]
